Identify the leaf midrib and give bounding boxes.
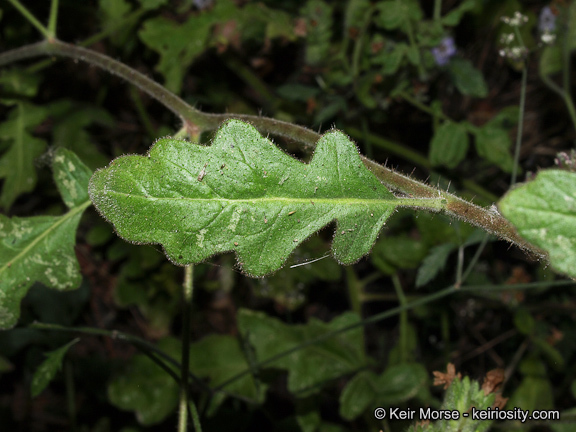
[107,190,397,206]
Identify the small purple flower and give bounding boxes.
[432,37,456,66]
[539,6,557,33]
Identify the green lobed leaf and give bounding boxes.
[498,170,576,278]
[429,121,470,168]
[0,149,92,329]
[238,308,365,395]
[31,338,79,397]
[89,119,398,277]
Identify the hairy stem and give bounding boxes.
[0,39,546,260]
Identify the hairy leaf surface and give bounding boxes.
[0,149,91,329]
[89,120,398,276]
[498,170,576,278]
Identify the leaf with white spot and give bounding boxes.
[89,119,399,277]
[498,170,576,278]
[0,149,92,329]
[31,338,79,397]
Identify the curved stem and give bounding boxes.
[0,39,546,260]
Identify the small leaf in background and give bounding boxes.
[371,235,428,275]
[300,0,333,66]
[447,58,488,98]
[374,0,422,31]
[189,334,267,413]
[339,370,379,420]
[89,119,398,277]
[344,0,371,36]
[0,102,49,209]
[138,0,168,10]
[0,149,92,329]
[0,68,41,104]
[108,338,180,425]
[376,363,428,406]
[441,0,477,26]
[474,123,514,172]
[513,307,535,335]
[52,148,94,208]
[238,309,365,395]
[99,0,133,47]
[498,170,576,278]
[539,45,562,77]
[429,121,469,168]
[31,338,79,397]
[373,42,406,76]
[416,243,455,287]
[507,357,554,412]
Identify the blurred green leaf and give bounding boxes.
[540,45,562,77]
[301,0,333,65]
[371,235,428,275]
[448,58,488,97]
[416,243,455,287]
[0,102,49,209]
[108,338,179,425]
[0,68,41,103]
[238,309,365,395]
[441,0,477,26]
[376,363,428,405]
[276,84,320,102]
[190,334,267,411]
[373,42,406,76]
[508,375,554,411]
[513,308,535,335]
[339,370,378,420]
[498,170,576,278]
[138,0,236,93]
[138,0,167,10]
[429,121,469,169]
[474,124,514,172]
[31,338,79,397]
[374,0,422,31]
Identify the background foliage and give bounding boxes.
[1,0,576,431]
